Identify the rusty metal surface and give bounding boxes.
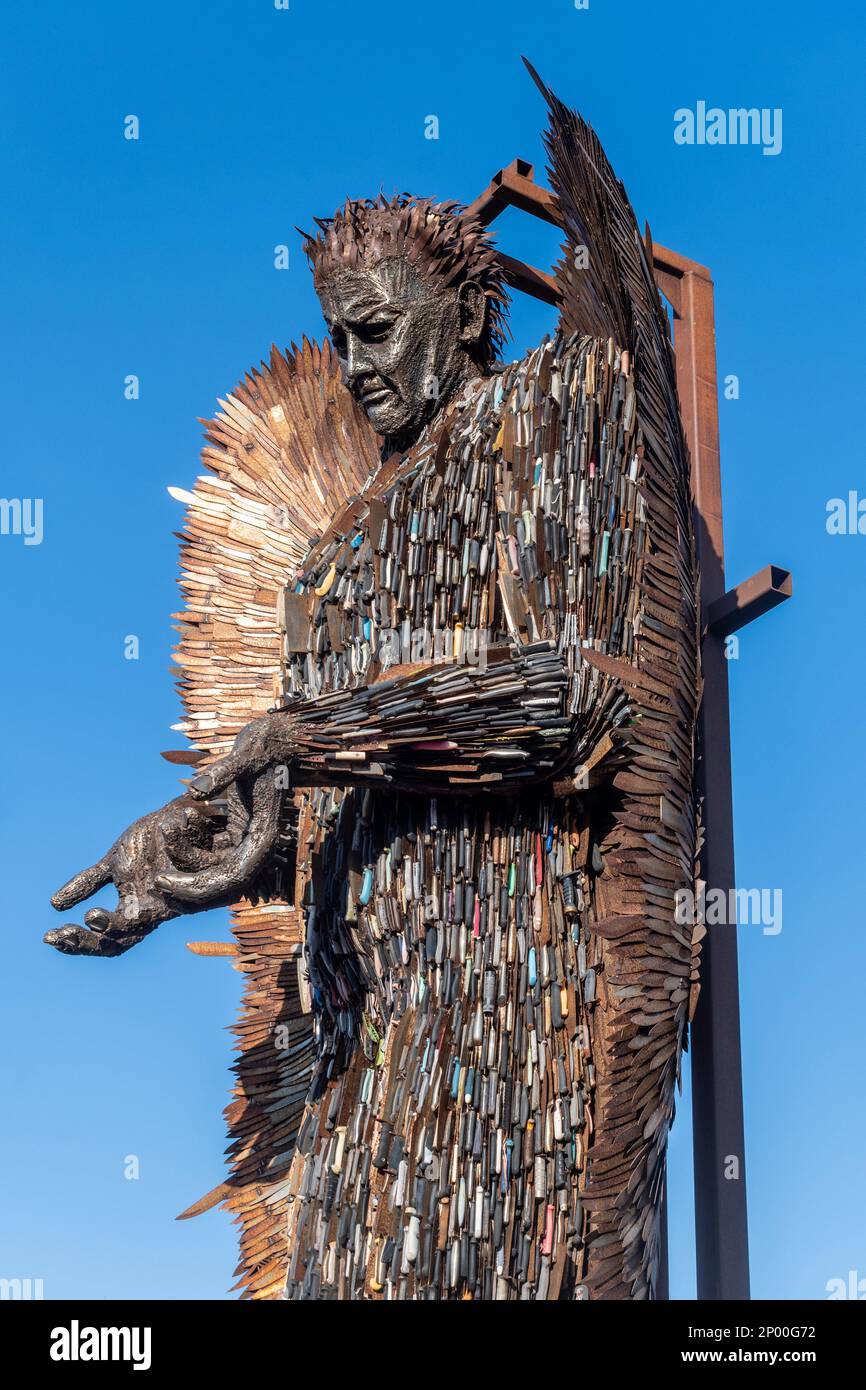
[708,565,793,637]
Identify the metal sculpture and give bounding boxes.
[47,66,701,1301]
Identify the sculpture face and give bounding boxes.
[317,257,486,447]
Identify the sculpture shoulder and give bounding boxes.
[442,333,625,440]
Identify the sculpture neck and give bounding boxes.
[380,359,486,459]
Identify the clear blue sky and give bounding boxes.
[1,0,864,1301]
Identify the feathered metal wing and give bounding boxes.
[526,63,704,1294]
[171,339,380,1298]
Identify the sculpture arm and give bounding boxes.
[188,640,571,800]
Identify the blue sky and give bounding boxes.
[1,0,864,1300]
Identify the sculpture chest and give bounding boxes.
[283,388,509,705]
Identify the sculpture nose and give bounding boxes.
[346,333,374,387]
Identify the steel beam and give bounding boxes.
[708,565,793,639]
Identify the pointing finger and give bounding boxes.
[51,859,112,912]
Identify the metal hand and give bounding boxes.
[46,794,240,957]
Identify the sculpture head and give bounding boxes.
[303,196,509,449]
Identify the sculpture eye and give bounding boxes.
[358,316,397,343]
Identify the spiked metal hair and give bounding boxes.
[302,194,510,370]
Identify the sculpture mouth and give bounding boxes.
[359,386,393,407]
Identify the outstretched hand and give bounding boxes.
[47,797,216,957]
[46,761,284,956]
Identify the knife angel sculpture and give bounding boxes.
[48,67,702,1301]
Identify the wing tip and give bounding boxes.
[176,1180,232,1221]
[521,55,547,98]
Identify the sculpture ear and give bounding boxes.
[457,279,487,347]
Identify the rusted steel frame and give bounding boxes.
[498,252,560,305]
[708,564,792,638]
[664,257,751,1301]
[468,158,561,227]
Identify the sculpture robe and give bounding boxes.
[273,330,699,1300]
